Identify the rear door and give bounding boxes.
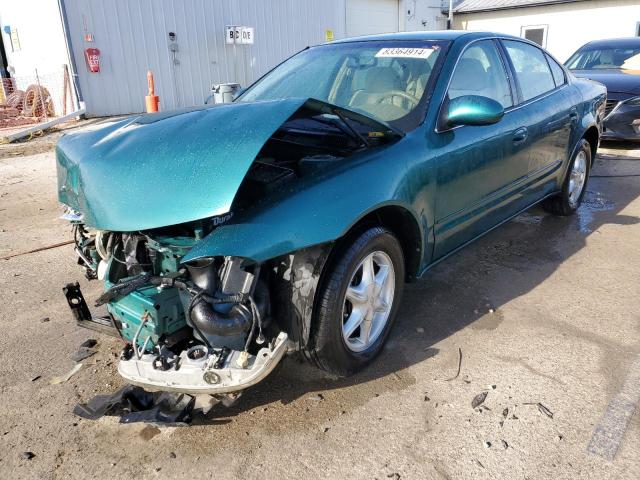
[500,40,576,184]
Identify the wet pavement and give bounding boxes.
[0,143,638,479]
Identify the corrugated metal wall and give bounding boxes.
[62,0,346,116]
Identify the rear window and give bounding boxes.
[546,54,566,87]
[503,40,556,102]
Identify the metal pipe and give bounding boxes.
[57,0,84,108]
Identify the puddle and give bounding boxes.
[471,309,504,331]
[513,212,544,226]
[577,190,615,233]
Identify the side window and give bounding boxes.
[546,53,566,87]
[448,40,513,108]
[503,40,556,101]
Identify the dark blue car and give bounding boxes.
[566,37,640,141]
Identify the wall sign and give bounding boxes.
[84,48,101,73]
[240,27,254,44]
[225,25,254,45]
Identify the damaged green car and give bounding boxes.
[57,31,605,398]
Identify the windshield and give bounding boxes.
[566,44,640,70]
[238,40,449,131]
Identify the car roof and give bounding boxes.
[580,37,640,49]
[331,30,520,44]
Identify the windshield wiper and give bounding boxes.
[333,109,370,148]
[311,112,369,149]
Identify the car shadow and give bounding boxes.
[197,150,640,423]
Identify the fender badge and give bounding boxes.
[211,211,233,226]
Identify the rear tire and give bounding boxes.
[542,139,591,216]
[309,227,405,376]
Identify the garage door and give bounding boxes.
[346,0,399,37]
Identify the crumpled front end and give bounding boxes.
[57,98,401,396]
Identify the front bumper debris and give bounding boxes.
[63,282,119,337]
[118,332,290,395]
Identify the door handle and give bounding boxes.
[513,127,528,144]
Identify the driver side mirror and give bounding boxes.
[442,95,504,129]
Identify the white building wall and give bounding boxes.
[453,0,640,62]
[404,0,448,31]
[63,0,348,116]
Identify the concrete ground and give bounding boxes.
[0,141,638,480]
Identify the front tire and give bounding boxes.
[542,139,591,216]
[310,227,405,376]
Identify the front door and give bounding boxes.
[431,39,520,259]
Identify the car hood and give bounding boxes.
[57,98,394,232]
[571,69,640,95]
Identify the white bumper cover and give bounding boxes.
[118,332,289,394]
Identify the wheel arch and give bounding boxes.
[333,204,424,283]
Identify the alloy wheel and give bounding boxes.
[568,150,587,208]
[341,251,395,353]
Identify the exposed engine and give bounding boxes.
[65,220,288,395]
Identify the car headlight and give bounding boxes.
[625,96,640,106]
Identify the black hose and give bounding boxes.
[189,299,252,337]
[187,290,214,350]
[96,273,246,306]
[243,297,258,351]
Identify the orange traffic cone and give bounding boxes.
[145,70,159,113]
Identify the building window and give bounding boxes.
[521,25,548,47]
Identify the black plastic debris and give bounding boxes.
[523,401,554,418]
[71,348,96,362]
[445,347,463,381]
[71,339,99,362]
[537,403,554,418]
[472,391,488,409]
[74,385,154,420]
[80,339,98,348]
[20,451,35,460]
[73,385,195,425]
[120,392,195,424]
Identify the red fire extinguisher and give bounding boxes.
[84,48,100,73]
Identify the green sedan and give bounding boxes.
[57,31,606,398]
